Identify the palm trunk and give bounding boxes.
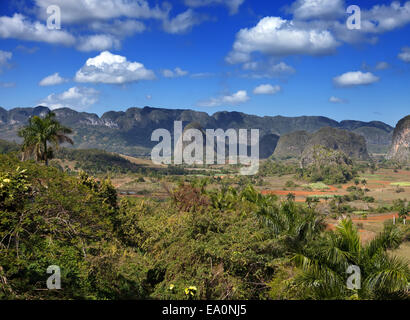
[44,140,48,166]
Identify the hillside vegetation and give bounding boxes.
[0,106,393,157]
[1,154,408,300]
[274,127,370,161]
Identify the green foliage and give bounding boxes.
[0,155,149,299]
[300,146,357,184]
[55,148,144,174]
[18,112,73,165]
[1,153,408,300]
[391,182,410,187]
[302,182,329,190]
[0,139,20,154]
[285,180,299,188]
[258,160,299,177]
[293,219,409,299]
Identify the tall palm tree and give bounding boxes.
[18,112,73,165]
[253,195,325,252]
[293,219,409,299]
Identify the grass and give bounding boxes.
[353,211,368,215]
[389,242,410,263]
[390,182,410,187]
[308,194,336,199]
[302,182,330,190]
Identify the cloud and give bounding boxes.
[0,82,16,88]
[15,45,39,54]
[329,96,346,103]
[333,71,379,87]
[197,90,249,107]
[76,34,121,52]
[34,0,169,24]
[289,0,345,20]
[0,13,76,45]
[90,19,146,37]
[375,61,390,70]
[0,50,12,72]
[225,2,410,62]
[323,2,410,44]
[398,47,410,62]
[162,67,189,78]
[39,73,68,86]
[243,60,296,78]
[361,1,410,34]
[190,72,216,78]
[362,61,390,71]
[184,0,245,15]
[163,9,204,34]
[75,51,155,84]
[0,14,142,52]
[226,16,340,64]
[253,84,281,95]
[40,86,99,111]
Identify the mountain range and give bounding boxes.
[0,105,395,158]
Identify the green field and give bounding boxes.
[302,182,330,190]
[391,182,410,187]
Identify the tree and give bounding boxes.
[18,112,73,165]
[398,206,408,222]
[293,219,409,299]
[287,193,296,202]
[306,197,313,209]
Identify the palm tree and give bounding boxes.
[293,219,409,299]
[18,112,73,165]
[254,196,325,252]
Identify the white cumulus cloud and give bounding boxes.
[41,86,99,111]
[75,51,156,84]
[34,0,169,24]
[289,0,345,20]
[163,9,204,34]
[197,90,249,107]
[76,34,121,52]
[226,16,340,64]
[361,1,410,34]
[253,84,281,95]
[39,73,68,86]
[333,71,379,87]
[0,13,75,45]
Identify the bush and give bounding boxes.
[0,155,149,299]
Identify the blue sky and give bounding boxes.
[0,0,409,126]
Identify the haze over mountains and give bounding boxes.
[0,105,396,158]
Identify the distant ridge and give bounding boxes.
[0,105,394,157]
